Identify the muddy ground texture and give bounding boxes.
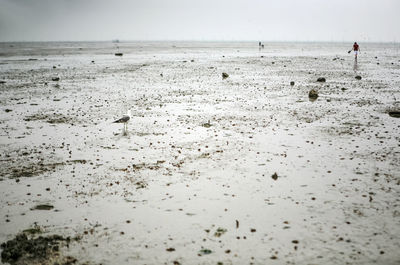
[0,42,399,264]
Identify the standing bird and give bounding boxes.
[113,110,131,135]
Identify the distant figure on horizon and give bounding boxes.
[349,42,360,59]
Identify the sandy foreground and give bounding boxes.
[0,42,399,265]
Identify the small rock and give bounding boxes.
[214,227,227,237]
[51,77,60,82]
[271,172,278,180]
[31,204,54,210]
[115,53,123,56]
[317,77,326,82]
[222,72,229,79]
[308,89,319,99]
[388,111,400,118]
[166,248,175,252]
[290,81,295,86]
[5,109,12,112]
[355,75,362,80]
[202,120,212,128]
[0,81,6,84]
[199,248,212,255]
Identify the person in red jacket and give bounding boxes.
[351,42,360,59]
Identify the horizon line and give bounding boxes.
[0,39,399,44]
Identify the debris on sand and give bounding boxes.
[355,75,362,80]
[22,225,42,235]
[115,53,123,56]
[222,72,229,79]
[388,111,400,118]
[201,120,212,128]
[317,77,326,82]
[308,89,319,100]
[31,204,54,211]
[290,81,295,86]
[0,80,6,84]
[51,77,60,82]
[0,233,76,265]
[5,109,12,112]
[198,248,212,255]
[214,227,227,237]
[271,172,278,180]
[24,113,75,124]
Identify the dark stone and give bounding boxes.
[317,77,326,82]
[355,75,362,80]
[222,72,229,79]
[115,53,123,56]
[388,111,400,118]
[290,81,295,86]
[199,248,212,255]
[51,77,60,82]
[309,89,319,99]
[31,204,54,211]
[271,172,278,180]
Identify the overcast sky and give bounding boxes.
[0,0,399,42]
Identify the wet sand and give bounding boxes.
[0,42,399,264]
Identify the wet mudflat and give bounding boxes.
[0,42,399,265]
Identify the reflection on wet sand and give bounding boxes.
[353,58,358,72]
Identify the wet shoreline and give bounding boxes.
[1,42,399,264]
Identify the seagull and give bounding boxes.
[113,110,131,135]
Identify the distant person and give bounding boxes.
[349,42,360,59]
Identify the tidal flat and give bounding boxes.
[0,41,399,265]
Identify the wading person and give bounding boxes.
[349,42,360,59]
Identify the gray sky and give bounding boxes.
[0,0,399,42]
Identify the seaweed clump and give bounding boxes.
[1,233,76,265]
